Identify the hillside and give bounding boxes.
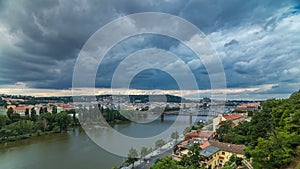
[218,91,300,169]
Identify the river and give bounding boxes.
[0,115,210,169]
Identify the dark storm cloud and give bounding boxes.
[224,39,239,47]
[178,0,291,33]
[0,0,299,98]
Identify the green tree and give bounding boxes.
[52,106,57,114]
[151,156,186,169]
[4,120,33,136]
[39,107,44,115]
[250,137,284,169]
[183,126,191,135]
[221,165,234,169]
[126,147,138,168]
[216,120,233,142]
[0,115,9,129]
[6,107,14,119]
[171,131,179,143]
[228,154,243,166]
[179,144,204,168]
[284,110,300,134]
[25,108,29,119]
[43,107,48,113]
[55,112,71,132]
[155,139,165,150]
[36,112,55,132]
[148,147,153,154]
[234,91,300,168]
[10,113,21,123]
[30,107,37,121]
[140,146,149,160]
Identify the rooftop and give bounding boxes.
[200,145,220,157]
[209,140,246,154]
[223,114,245,121]
[200,140,211,149]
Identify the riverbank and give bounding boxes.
[0,127,124,169]
[128,121,214,169]
[0,115,210,169]
[0,130,55,143]
[123,137,183,169]
[0,125,81,144]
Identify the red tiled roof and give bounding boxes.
[15,107,27,111]
[223,114,245,121]
[199,131,214,138]
[216,123,236,127]
[237,103,259,109]
[185,132,198,140]
[200,140,211,149]
[178,140,188,147]
[185,131,215,140]
[237,105,247,109]
[209,140,246,154]
[61,105,74,109]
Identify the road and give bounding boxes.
[122,121,214,169]
[135,148,173,169]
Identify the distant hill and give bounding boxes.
[100,94,189,103]
[1,94,190,104]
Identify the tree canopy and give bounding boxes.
[217,91,300,168]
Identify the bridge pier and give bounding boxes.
[160,112,164,122]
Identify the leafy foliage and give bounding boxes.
[125,147,139,168]
[155,139,165,149]
[140,146,149,159]
[0,110,75,143]
[179,144,205,168]
[151,157,186,169]
[217,91,300,168]
[171,131,179,141]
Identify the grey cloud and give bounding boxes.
[0,0,299,98]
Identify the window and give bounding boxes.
[219,160,223,163]
[222,151,225,155]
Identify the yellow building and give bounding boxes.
[172,140,246,169]
[213,113,247,132]
[206,141,246,168]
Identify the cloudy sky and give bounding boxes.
[0,0,299,100]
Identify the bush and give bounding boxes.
[19,135,30,140]
[36,130,43,136]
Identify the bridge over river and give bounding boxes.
[151,110,221,125]
[155,110,221,117]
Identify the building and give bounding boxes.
[236,103,260,111]
[172,140,246,169]
[6,105,16,111]
[184,130,215,141]
[213,113,247,132]
[207,140,246,168]
[200,145,220,169]
[15,107,28,116]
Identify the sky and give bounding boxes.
[0,0,300,100]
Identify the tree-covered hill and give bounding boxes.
[217,91,300,169]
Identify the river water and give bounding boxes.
[0,115,210,169]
